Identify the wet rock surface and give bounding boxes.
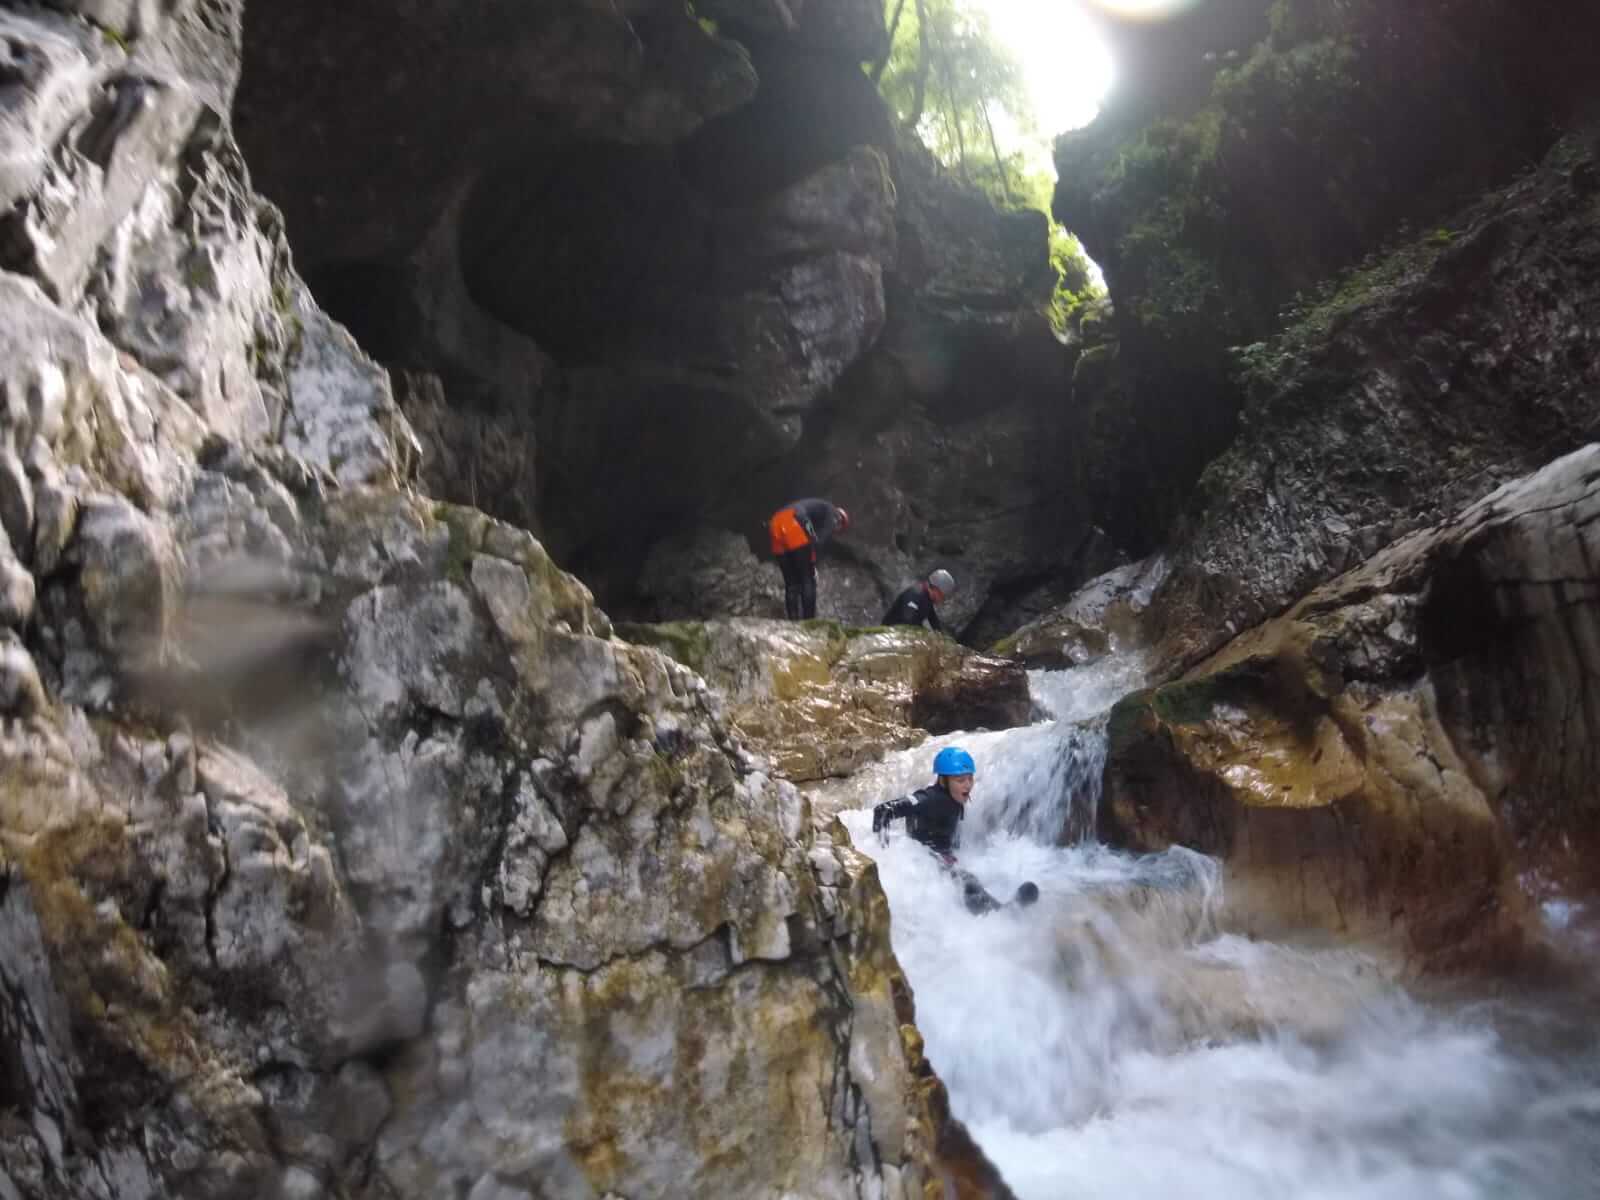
[619,619,1032,783]
[0,4,1008,1195]
[1146,127,1600,674]
[1102,446,1600,972]
[994,555,1166,669]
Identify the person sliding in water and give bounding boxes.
[872,746,1038,914]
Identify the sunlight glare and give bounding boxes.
[1084,0,1201,20]
[978,0,1116,140]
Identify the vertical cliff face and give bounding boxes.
[0,4,1009,1196]
[1054,0,1600,553]
[230,1,1088,636]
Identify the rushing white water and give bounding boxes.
[828,652,1600,1200]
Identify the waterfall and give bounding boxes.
[824,651,1600,1200]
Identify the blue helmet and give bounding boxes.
[933,746,975,777]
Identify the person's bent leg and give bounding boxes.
[955,868,1001,914]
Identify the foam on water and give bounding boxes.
[827,652,1600,1200]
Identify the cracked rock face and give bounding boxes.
[1100,445,1600,972]
[0,3,1005,1197]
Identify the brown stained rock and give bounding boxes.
[1102,445,1600,975]
[907,648,1033,735]
[1102,663,1515,972]
[4,796,273,1177]
[619,619,1032,782]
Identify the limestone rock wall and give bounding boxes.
[0,4,1006,1197]
[1100,446,1600,972]
[1147,126,1600,673]
[231,3,1088,636]
[1055,0,1600,553]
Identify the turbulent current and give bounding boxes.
[824,655,1600,1200]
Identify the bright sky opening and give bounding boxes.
[979,0,1116,148]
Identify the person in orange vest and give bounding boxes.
[767,498,850,619]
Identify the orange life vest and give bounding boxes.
[768,507,813,557]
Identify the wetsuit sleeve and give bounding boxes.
[926,604,943,633]
[793,498,837,543]
[871,794,919,832]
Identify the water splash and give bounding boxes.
[825,653,1600,1200]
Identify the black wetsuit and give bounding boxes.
[882,583,943,631]
[873,784,1034,914]
[872,783,964,857]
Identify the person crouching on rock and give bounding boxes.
[882,568,955,632]
[872,745,974,866]
[767,498,850,620]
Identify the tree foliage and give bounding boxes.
[872,0,1104,334]
[874,0,1036,203]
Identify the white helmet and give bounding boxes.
[927,568,955,594]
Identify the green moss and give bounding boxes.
[1105,690,1151,751]
[271,278,295,315]
[614,621,713,675]
[100,26,129,51]
[1108,672,1250,748]
[1231,222,1454,393]
[1149,677,1229,725]
[989,633,1019,658]
[644,751,685,799]
[434,504,482,585]
[800,619,851,664]
[183,256,215,292]
[841,622,902,641]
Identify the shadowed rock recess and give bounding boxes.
[0,3,1010,1196]
[233,0,1092,636]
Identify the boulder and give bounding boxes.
[994,554,1167,668]
[1101,445,1600,972]
[637,526,783,621]
[619,618,1031,782]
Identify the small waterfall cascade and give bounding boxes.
[824,651,1600,1200]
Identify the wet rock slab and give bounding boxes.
[618,618,1032,782]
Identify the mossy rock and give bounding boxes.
[616,620,715,677]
